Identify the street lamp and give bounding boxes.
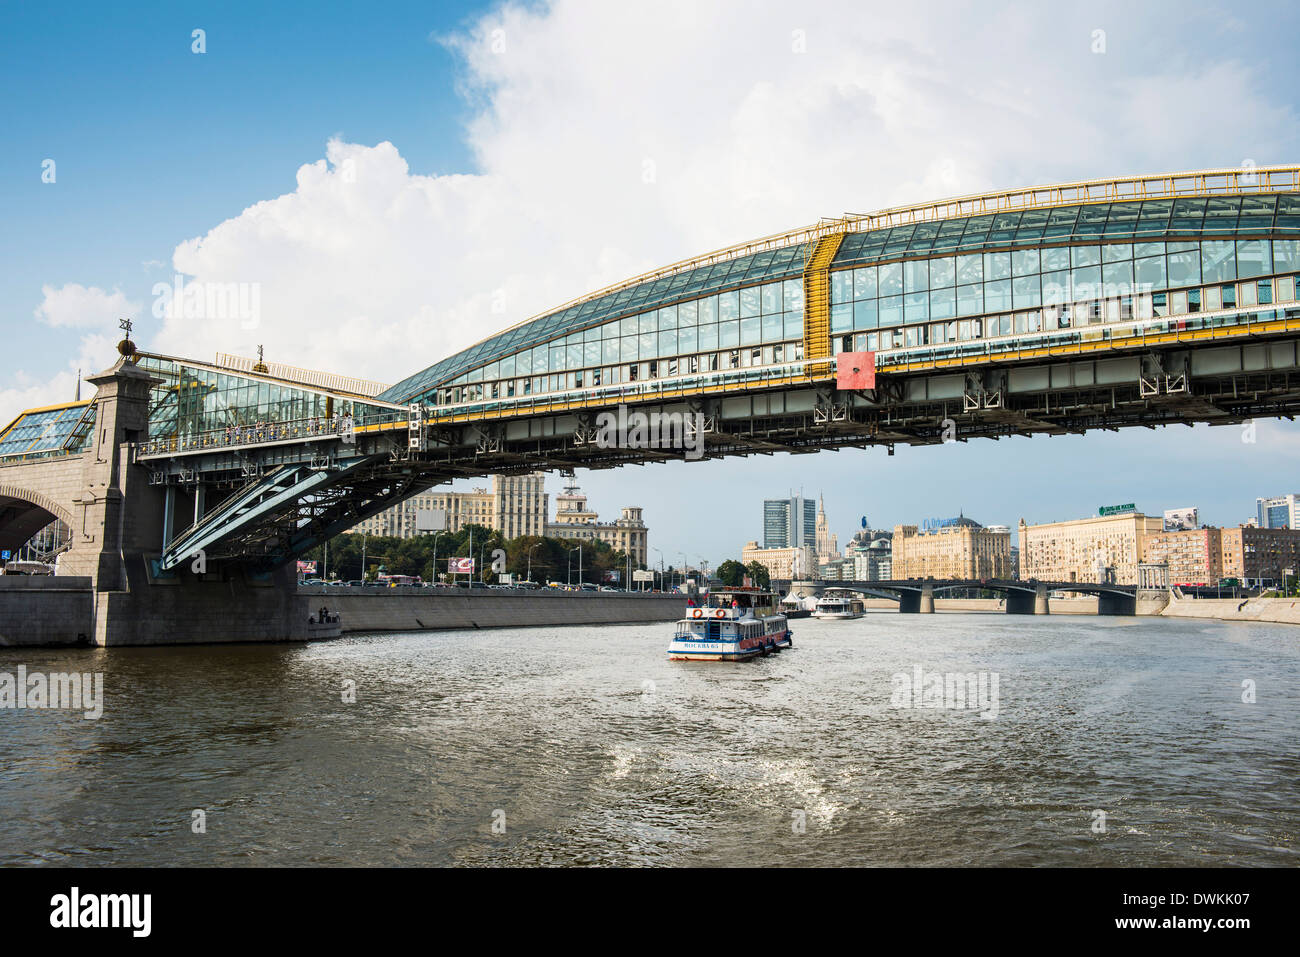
[429,529,445,584]
[567,545,582,586]
[526,542,541,585]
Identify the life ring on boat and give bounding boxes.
[713,608,726,618]
[690,608,704,618]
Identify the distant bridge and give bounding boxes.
[785,579,1140,614]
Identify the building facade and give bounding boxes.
[1256,493,1300,530]
[1141,527,1223,585]
[353,471,548,540]
[1018,512,1164,584]
[544,483,648,566]
[1219,526,1300,585]
[741,541,817,580]
[1142,524,1300,586]
[892,518,1011,580]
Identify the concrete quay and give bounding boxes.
[298,586,686,634]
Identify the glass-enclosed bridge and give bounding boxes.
[4,166,1299,572]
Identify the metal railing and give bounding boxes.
[213,352,392,398]
[139,415,358,456]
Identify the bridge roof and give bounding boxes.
[380,165,1300,403]
[0,400,96,461]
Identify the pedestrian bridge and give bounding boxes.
[4,165,1300,581]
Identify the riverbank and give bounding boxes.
[1160,593,1300,625]
[298,585,685,633]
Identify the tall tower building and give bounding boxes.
[815,493,839,561]
[763,494,817,549]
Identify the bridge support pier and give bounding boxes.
[1007,584,1050,614]
[898,584,936,613]
[51,356,317,646]
[1097,592,1136,616]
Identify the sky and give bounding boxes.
[3,0,1299,567]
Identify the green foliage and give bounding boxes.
[304,526,635,585]
[746,560,771,590]
[716,559,747,587]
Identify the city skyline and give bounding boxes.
[431,431,1300,568]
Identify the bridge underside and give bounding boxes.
[0,498,59,553]
[141,329,1300,572]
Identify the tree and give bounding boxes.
[746,560,771,590]
[717,559,747,587]
[302,528,634,587]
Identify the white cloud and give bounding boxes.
[34,283,139,330]
[148,0,1298,388]
[2,285,133,425]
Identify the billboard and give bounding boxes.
[296,560,317,574]
[632,569,655,582]
[416,508,447,532]
[447,557,475,573]
[1098,503,1137,516]
[1163,507,1199,531]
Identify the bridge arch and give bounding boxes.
[0,483,73,553]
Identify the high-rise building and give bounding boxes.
[814,493,840,561]
[763,494,817,549]
[1256,494,1300,530]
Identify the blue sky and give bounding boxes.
[3,0,1299,565]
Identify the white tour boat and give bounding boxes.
[668,588,793,661]
[811,590,866,619]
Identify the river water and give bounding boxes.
[1,613,1296,866]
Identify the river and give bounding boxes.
[1,613,1296,866]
